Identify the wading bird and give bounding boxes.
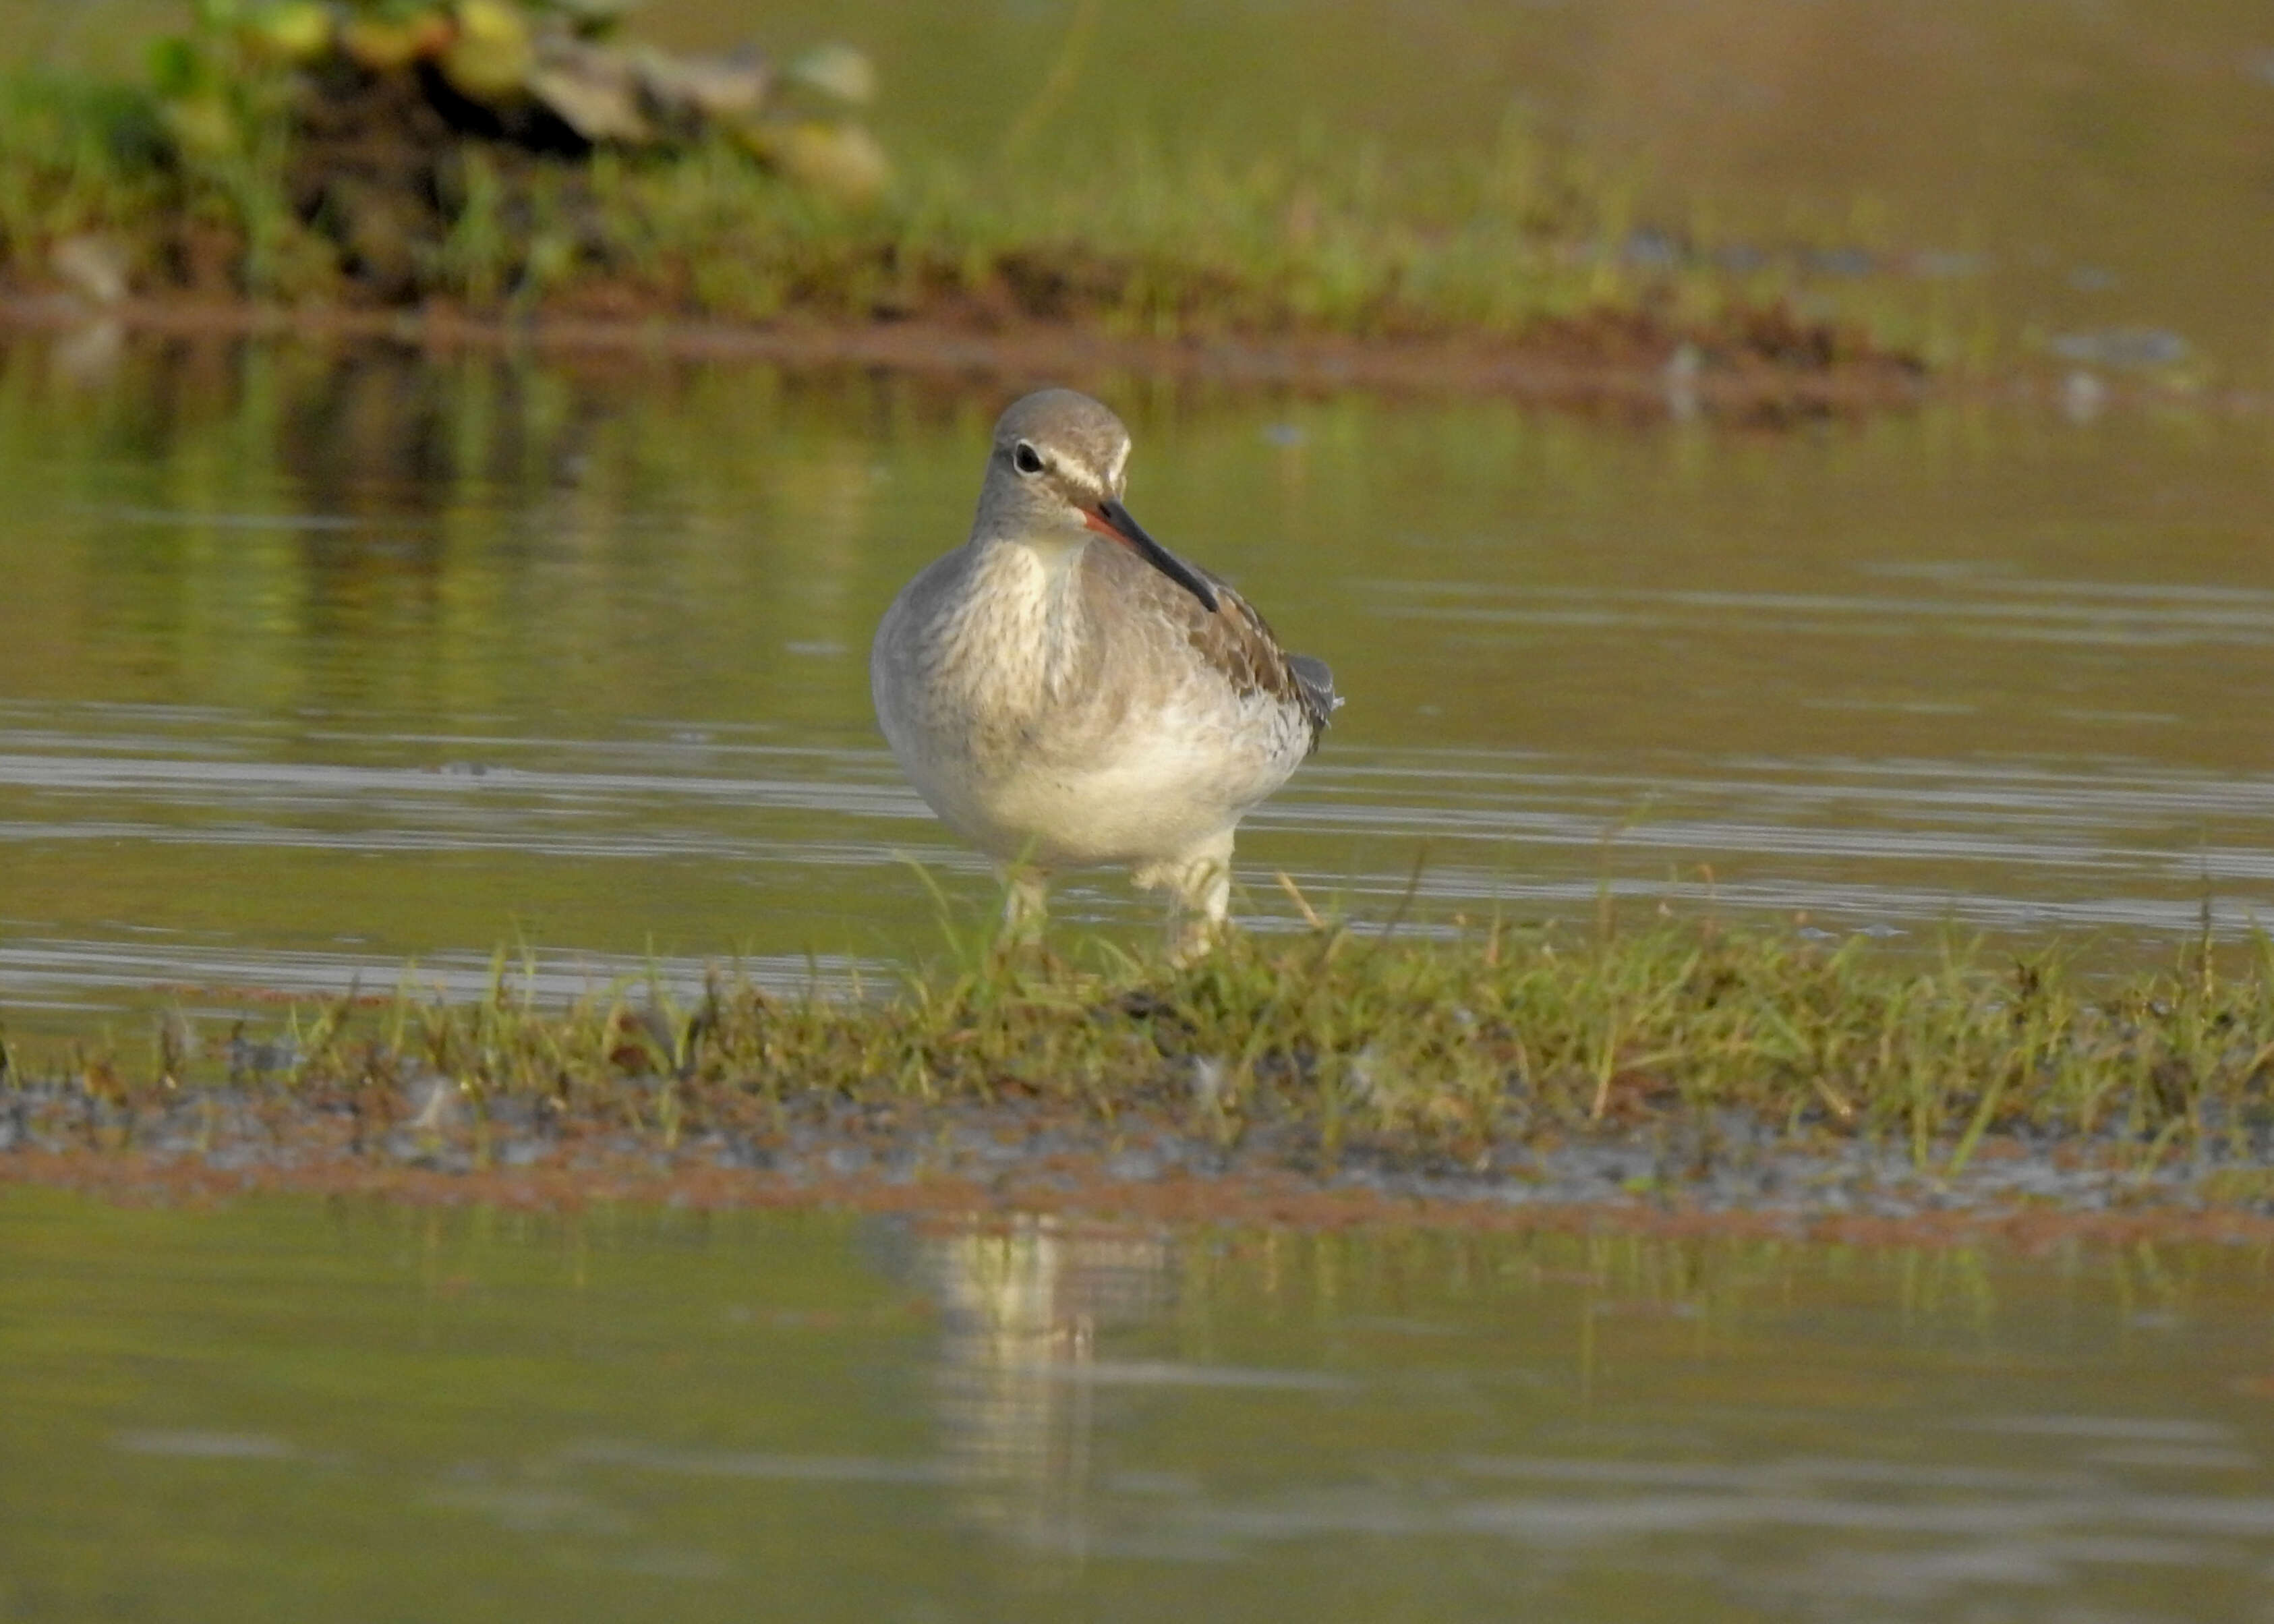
[871,388,1337,955]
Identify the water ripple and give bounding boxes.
[3,701,2269,1014]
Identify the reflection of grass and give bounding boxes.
[18,913,2274,1182]
[0,65,1910,361]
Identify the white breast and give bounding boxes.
[872,534,1311,870]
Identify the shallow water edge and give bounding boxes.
[9,1104,2274,1252]
[0,296,1931,419]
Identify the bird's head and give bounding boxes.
[976,388,1219,613]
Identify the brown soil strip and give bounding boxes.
[7,1145,2269,1254]
[0,293,1928,419]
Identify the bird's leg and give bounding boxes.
[997,863,1050,948]
[1167,859,1232,965]
[1134,834,1233,965]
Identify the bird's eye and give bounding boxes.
[1012,441,1045,476]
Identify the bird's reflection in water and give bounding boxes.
[914,1214,1174,1559]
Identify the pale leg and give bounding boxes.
[998,863,1050,944]
[1133,830,1234,963]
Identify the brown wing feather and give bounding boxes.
[1086,538,1336,755]
[1192,569,1337,754]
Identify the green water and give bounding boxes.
[4,1187,2272,1621]
[0,0,2267,1018]
[1,343,2271,1031]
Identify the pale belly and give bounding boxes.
[892,705,1306,869]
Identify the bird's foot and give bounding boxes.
[1134,852,1233,968]
[1165,911,1229,968]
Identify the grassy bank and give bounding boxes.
[8,919,2273,1192]
[0,1,1921,382]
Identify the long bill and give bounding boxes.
[1084,499,1221,614]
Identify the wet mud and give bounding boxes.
[7,1081,2273,1250]
[0,293,1925,419]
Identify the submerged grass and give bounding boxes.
[11,918,2274,1180]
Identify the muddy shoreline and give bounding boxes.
[7,291,2245,424]
[8,1087,2272,1250]
[0,292,1931,416]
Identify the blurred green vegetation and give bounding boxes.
[0,1,2265,379]
[0,0,1916,360]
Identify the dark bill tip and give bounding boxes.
[1088,499,1220,614]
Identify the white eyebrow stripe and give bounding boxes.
[1107,438,1130,488]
